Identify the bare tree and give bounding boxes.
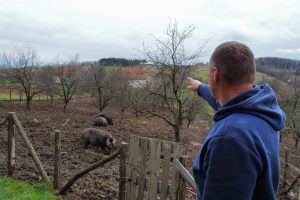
[89,66,120,111]
[185,93,209,128]
[42,66,58,103]
[141,21,206,142]
[267,74,300,147]
[53,55,80,112]
[127,85,150,117]
[0,45,44,110]
[283,74,300,147]
[112,72,132,120]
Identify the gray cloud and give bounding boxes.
[0,0,299,62]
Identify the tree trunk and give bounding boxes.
[26,99,31,110]
[295,137,299,148]
[174,126,180,142]
[187,120,191,128]
[121,109,125,121]
[19,90,22,102]
[9,88,12,102]
[63,102,68,113]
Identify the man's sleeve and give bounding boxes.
[202,137,262,200]
[197,84,220,111]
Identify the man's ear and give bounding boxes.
[211,67,219,83]
[213,67,220,83]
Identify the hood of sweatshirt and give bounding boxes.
[213,84,286,131]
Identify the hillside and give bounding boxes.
[256,57,300,71]
[255,57,300,84]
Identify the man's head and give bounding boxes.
[208,41,256,98]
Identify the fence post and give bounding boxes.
[119,142,127,200]
[283,147,289,191]
[11,112,50,182]
[7,113,16,176]
[53,130,61,190]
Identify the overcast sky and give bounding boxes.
[0,0,299,62]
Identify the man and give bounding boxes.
[187,41,286,200]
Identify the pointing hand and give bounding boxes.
[187,77,202,92]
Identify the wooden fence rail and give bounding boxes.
[175,159,196,191]
[6,112,50,182]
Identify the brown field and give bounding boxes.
[0,99,299,199]
[0,99,209,199]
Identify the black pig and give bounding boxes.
[94,117,108,127]
[95,112,113,125]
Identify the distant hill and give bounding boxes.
[256,57,300,71]
[98,58,146,67]
[255,57,300,82]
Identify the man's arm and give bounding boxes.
[187,77,220,111]
[197,84,220,111]
[202,137,262,200]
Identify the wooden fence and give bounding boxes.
[119,135,193,200]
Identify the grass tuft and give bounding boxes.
[0,177,60,200]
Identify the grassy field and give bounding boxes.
[0,177,59,200]
[192,65,209,83]
[0,94,54,101]
[192,65,278,85]
[0,93,20,101]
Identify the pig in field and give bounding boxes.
[80,128,116,150]
[95,112,113,125]
[94,117,108,127]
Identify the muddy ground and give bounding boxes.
[0,99,210,199]
[0,99,299,199]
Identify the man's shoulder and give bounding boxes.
[220,112,267,130]
[210,114,263,143]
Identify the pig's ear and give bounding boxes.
[105,138,110,146]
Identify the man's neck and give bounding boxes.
[218,83,253,106]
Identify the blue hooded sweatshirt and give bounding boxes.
[192,84,286,200]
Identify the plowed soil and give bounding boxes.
[0,99,299,199]
[0,99,210,199]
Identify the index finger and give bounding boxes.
[187,77,193,82]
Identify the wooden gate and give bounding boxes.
[119,135,187,200]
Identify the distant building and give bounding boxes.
[128,77,153,88]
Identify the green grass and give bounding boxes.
[0,177,59,200]
[0,93,49,101]
[0,92,89,101]
[192,66,209,83]
[255,72,276,84]
[0,93,21,101]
